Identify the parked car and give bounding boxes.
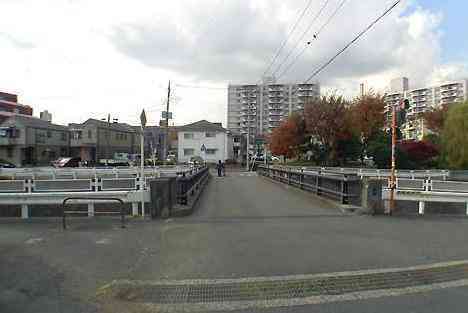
[0,159,16,168]
[270,155,280,162]
[188,156,204,166]
[52,157,81,168]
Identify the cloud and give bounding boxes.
[111,0,463,97]
[0,0,466,127]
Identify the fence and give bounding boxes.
[387,178,468,215]
[257,165,362,205]
[259,165,468,215]
[270,165,451,180]
[0,166,207,218]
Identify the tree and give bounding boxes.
[399,140,439,169]
[366,130,391,168]
[442,101,468,169]
[269,114,305,159]
[348,93,386,161]
[304,95,354,165]
[423,104,449,133]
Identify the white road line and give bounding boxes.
[25,237,44,244]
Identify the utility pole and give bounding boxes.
[165,80,171,160]
[389,100,398,215]
[246,111,250,171]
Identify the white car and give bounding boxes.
[270,156,280,162]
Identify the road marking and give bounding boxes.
[97,260,468,312]
[25,237,44,245]
[96,238,112,245]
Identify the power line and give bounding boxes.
[174,83,225,90]
[259,0,314,79]
[316,0,348,37]
[271,0,331,77]
[276,0,348,80]
[304,0,401,83]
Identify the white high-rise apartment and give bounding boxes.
[384,78,468,140]
[227,77,320,137]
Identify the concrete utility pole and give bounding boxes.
[165,80,171,160]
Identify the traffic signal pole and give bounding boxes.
[389,101,398,214]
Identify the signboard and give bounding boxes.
[162,111,173,119]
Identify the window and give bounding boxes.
[47,130,52,138]
[88,130,92,139]
[206,132,216,138]
[184,133,194,139]
[184,148,194,156]
[61,132,67,141]
[206,149,217,155]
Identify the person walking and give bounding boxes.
[216,160,223,177]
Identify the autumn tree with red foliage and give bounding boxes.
[304,95,352,165]
[349,93,385,143]
[269,114,305,159]
[399,140,439,167]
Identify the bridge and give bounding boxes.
[1,169,468,312]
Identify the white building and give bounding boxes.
[227,77,320,137]
[177,120,233,164]
[384,78,468,140]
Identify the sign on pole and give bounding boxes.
[162,111,173,119]
[140,109,147,129]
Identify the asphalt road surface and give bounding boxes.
[2,171,468,313]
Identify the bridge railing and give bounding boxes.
[0,166,208,219]
[259,165,468,215]
[257,165,362,205]
[268,165,450,180]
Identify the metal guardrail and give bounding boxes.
[0,165,202,180]
[269,165,451,180]
[384,178,468,215]
[62,197,125,230]
[257,165,361,205]
[0,166,209,219]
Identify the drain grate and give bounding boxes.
[101,262,468,304]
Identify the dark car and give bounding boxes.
[52,157,81,168]
[0,159,16,168]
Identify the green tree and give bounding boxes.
[442,101,468,169]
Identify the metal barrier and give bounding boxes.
[0,166,208,219]
[62,197,125,230]
[270,165,450,180]
[0,180,26,193]
[101,178,137,191]
[258,165,361,205]
[34,179,92,192]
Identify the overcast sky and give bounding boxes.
[1,0,467,127]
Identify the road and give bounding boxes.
[1,171,468,312]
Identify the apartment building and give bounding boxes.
[384,78,468,140]
[227,77,320,137]
[0,91,33,118]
